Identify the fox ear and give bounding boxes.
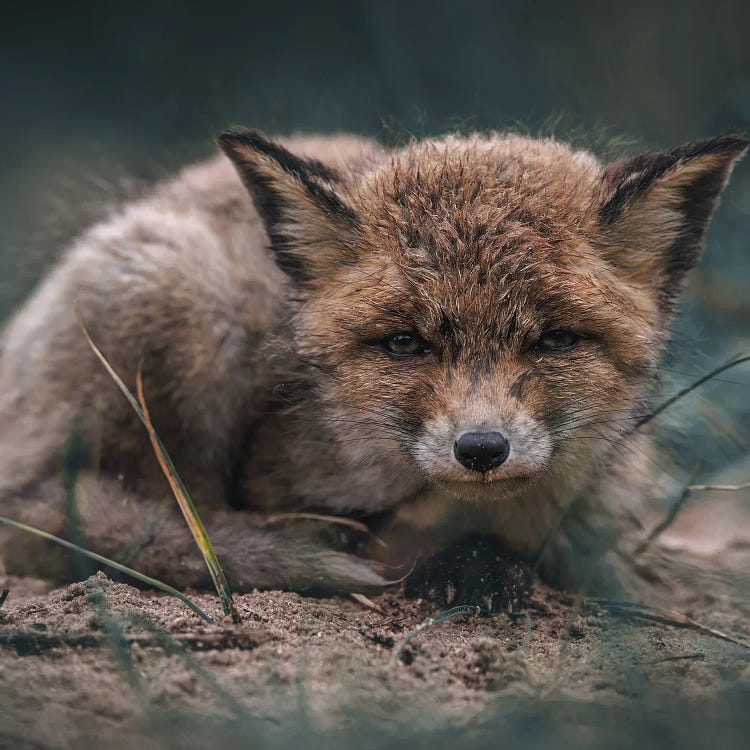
[597,135,748,307]
[217,129,359,281]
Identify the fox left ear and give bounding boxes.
[597,135,748,307]
[217,129,360,282]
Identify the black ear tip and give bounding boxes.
[722,133,750,156]
[674,133,750,162]
[707,133,749,155]
[216,128,269,154]
[216,129,239,144]
[216,129,243,154]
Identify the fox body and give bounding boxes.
[0,129,745,596]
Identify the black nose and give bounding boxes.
[453,431,510,473]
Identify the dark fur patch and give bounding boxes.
[508,368,539,401]
[405,533,533,612]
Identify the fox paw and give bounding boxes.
[405,534,533,613]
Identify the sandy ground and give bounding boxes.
[2,498,750,749]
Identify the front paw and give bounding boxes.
[405,534,533,612]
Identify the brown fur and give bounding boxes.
[0,129,745,595]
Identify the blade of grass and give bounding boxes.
[636,353,750,429]
[135,368,240,624]
[391,605,481,665]
[262,512,388,549]
[688,478,750,492]
[63,419,96,580]
[76,308,240,623]
[545,593,585,696]
[591,598,750,650]
[349,592,386,615]
[0,514,213,623]
[635,457,705,555]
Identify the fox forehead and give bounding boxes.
[365,133,604,226]
[311,135,660,367]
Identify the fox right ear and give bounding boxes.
[597,135,748,309]
[217,129,360,281]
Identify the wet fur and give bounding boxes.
[0,129,745,596]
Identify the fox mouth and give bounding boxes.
[425,462,538,485]
[433,472,535,500]
[447,468,534,483]
[407,443,542,493]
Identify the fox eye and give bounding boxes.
[381,331,431,357]
[535,329,580,352]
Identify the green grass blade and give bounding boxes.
[0,515,213,624]
[391,605,481,665]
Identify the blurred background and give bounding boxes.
[1,0,749,476]
[2,4,750,747]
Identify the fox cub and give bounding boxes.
[0,129,745,601]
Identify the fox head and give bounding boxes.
[219,129,747,501]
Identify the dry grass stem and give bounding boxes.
[76,307,240,623]
[0,514,213,623]
[592,599,750,650]
[263,512,388,548]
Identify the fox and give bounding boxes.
[0,128,746,605]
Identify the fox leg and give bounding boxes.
[0,474,391,595]
[404,534,534,613]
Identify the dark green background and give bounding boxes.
[2,0,749,471]
[2,5,750,745]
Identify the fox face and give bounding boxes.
[219,130,746,502]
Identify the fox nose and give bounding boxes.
[453,431,510,473]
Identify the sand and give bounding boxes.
[2,498,750,749]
